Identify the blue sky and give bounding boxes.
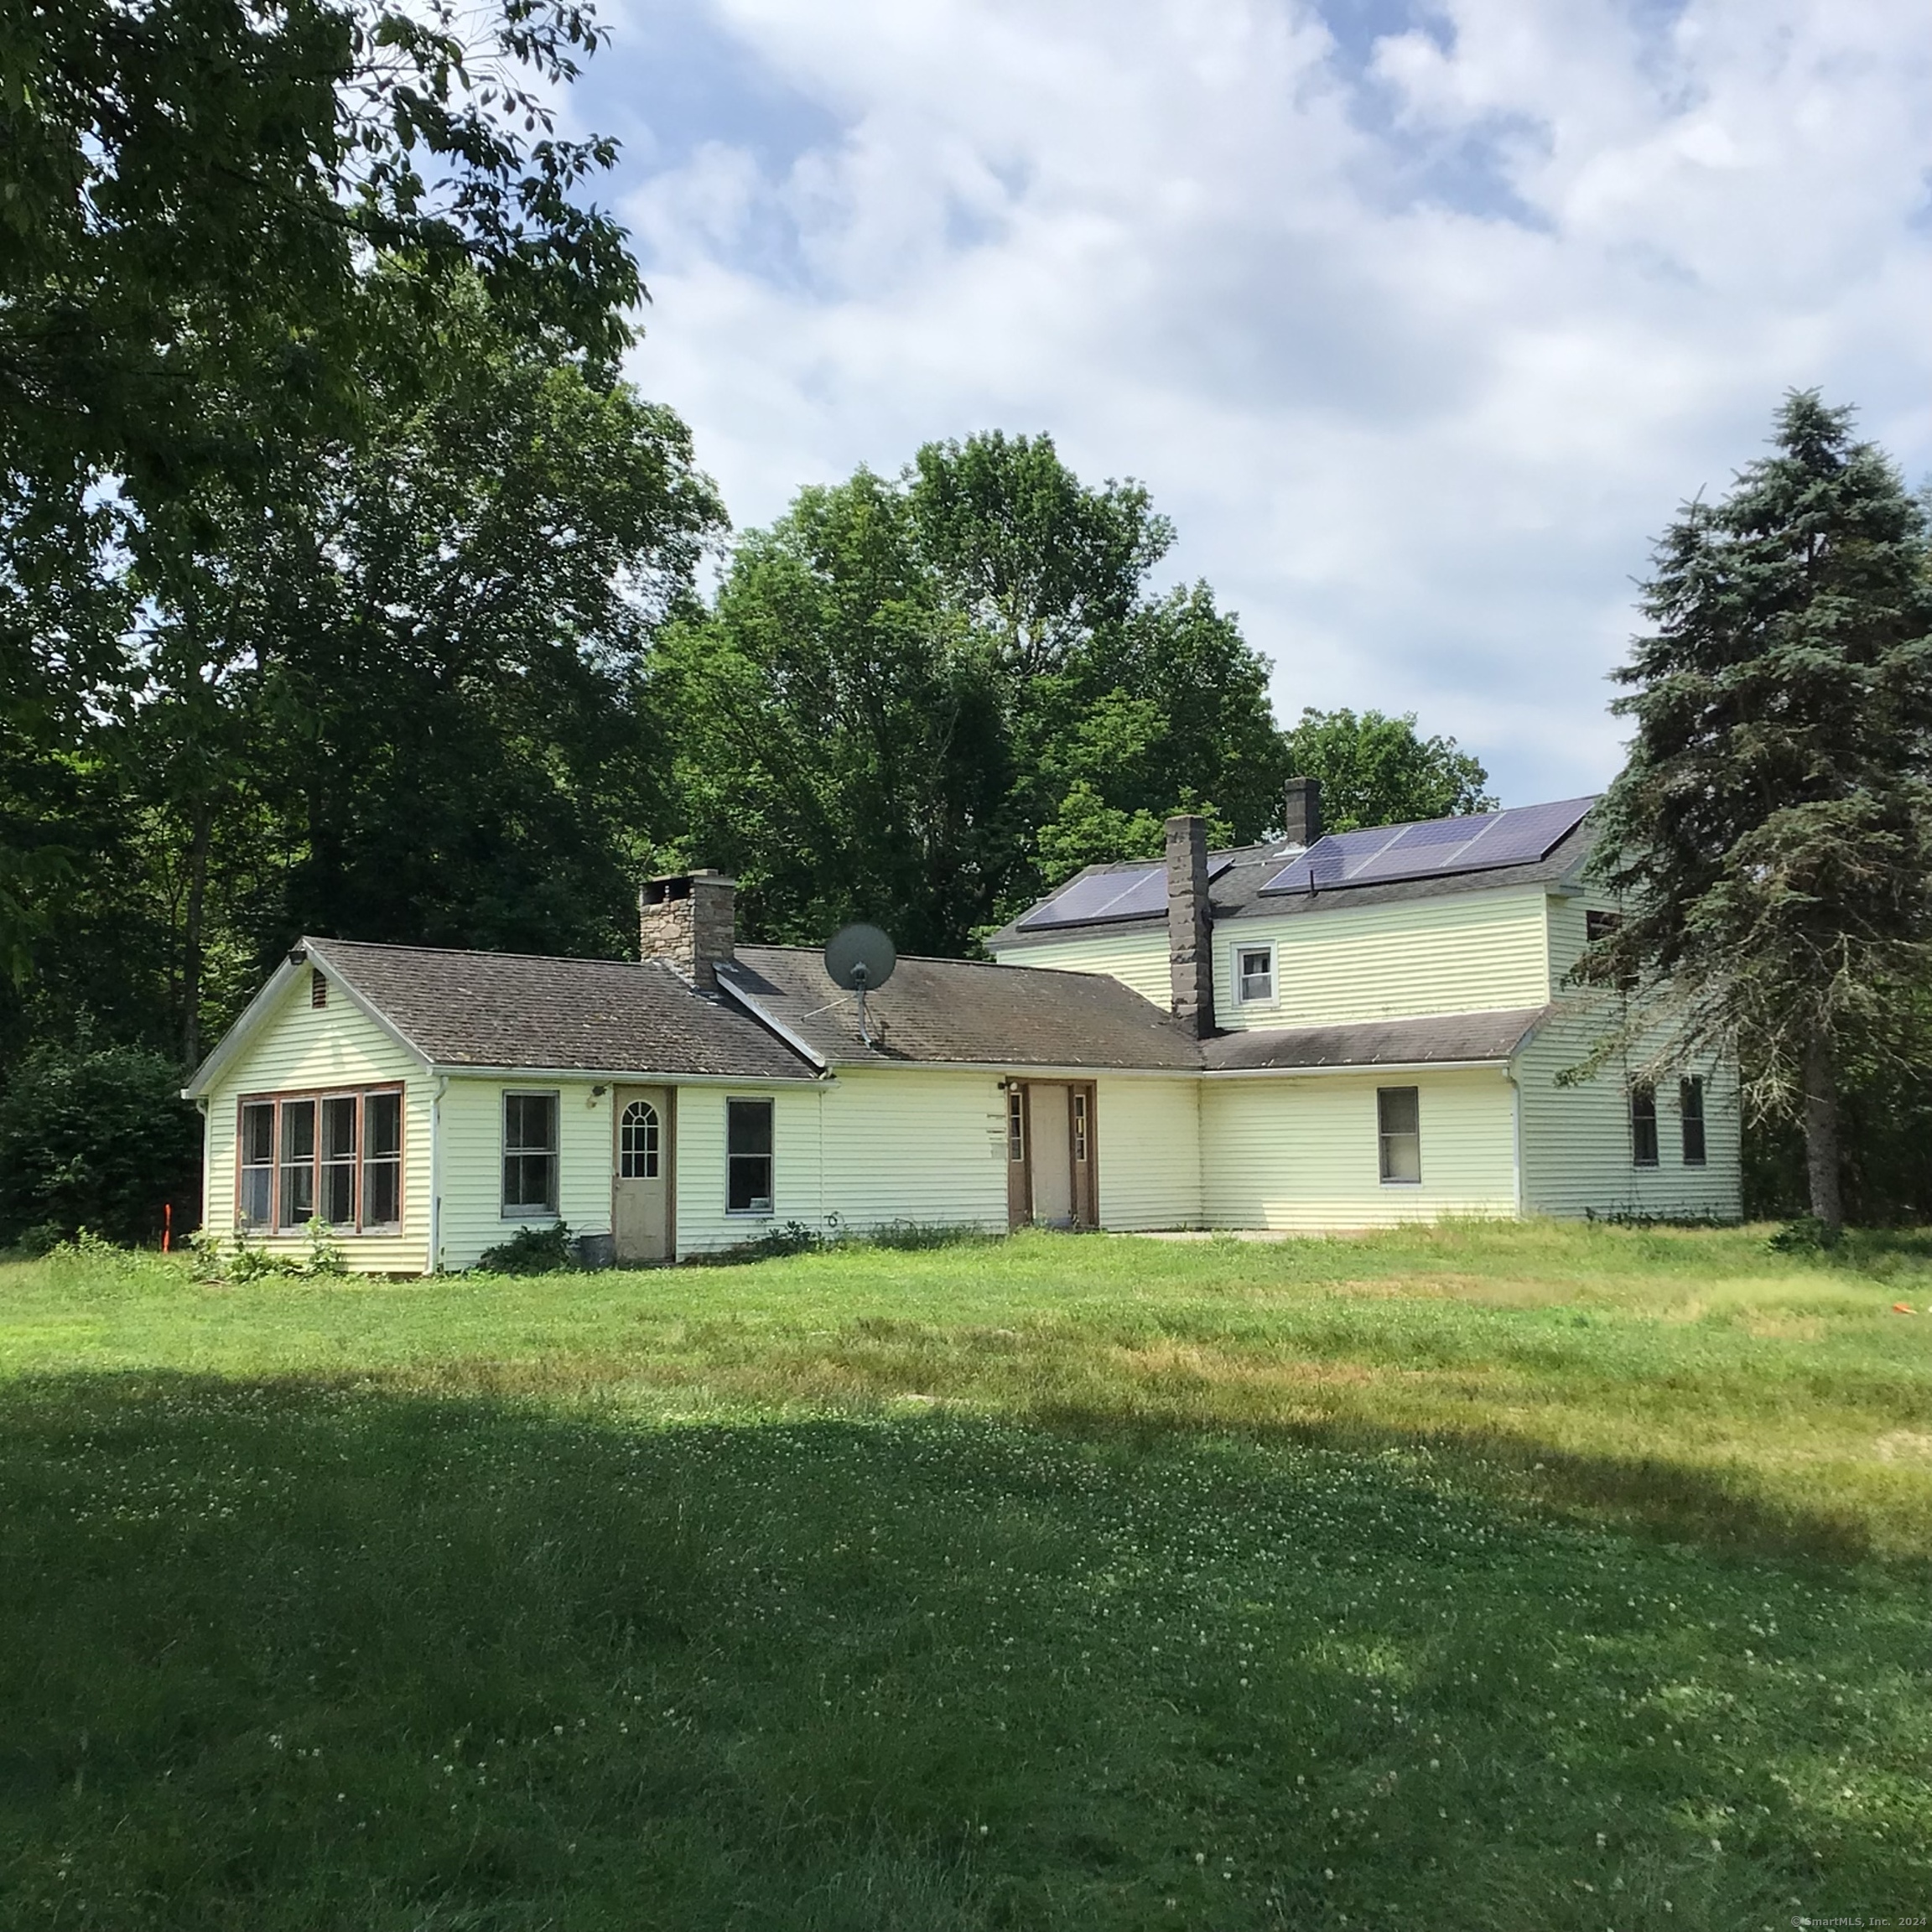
[569,0,1930,802]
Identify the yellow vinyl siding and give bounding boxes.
[813,1068,1010,1239]
[1201,1068,1519,1230]
[200,975,430,1273]
[1214,887,1552,1029]
[1095,1076,1202,1228]
[1515,896,1743,1220]
[989,931,1171,1008]
[434,1076,619,1271]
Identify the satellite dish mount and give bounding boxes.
[823,923,897,1046]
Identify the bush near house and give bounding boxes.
[0,1039,200,1247]
[0,1221,1927,1929]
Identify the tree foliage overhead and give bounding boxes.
[655,433,1286,953]
[1,0,639,510]
[1281,707,1495,834]
[1581,391,1932,1228]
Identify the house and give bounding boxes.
[184,785,1741,1270]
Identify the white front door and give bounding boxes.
[612,1087,671,1261]
[1029,1083,1073,1227]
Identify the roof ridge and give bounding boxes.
[309,936,668,972]
[735,943,1134,980]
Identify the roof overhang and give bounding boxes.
[181,942,433,1099]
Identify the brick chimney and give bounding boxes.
[639,870,736,991]
[1165,813,1216,1039]
[1282,776,1323,849]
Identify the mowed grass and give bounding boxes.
[1,1223,1928,1929]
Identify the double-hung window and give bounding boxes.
[1630,1083,1659,1166]
[1236,944,1275,1005]
[727,1098,775,1214]
[236,1088,404,1233]
[502,1093,560,1218]
[1679,1076,1706,1166]
[1377,1086,1420,1185]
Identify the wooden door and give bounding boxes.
[1005,1085,1031,1231]
[1029,1083,1073,1227]
[1070,1082,1098,1228]
[612,1086,671,1261]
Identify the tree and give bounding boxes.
[2,0,648,1034]
[0,1036,200,1244]
[657,434,1285,951]
[1281,708,1494,833]
[1,0,638,514]
[1581,392,1932,1231]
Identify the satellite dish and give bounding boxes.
[824,923,896,993]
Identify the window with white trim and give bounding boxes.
[502,1092,560,1218]
[1236,943,1275,1004]
[726,1098,774,1214]
[1377,1086,1420,1185]
[621,1099,660,1179]
[236,1088,403,1233]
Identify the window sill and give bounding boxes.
[1378,1181,1422,1189]
[501,1210,562,1223]
[725,1208,775,1219]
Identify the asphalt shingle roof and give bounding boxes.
[1200,1006,1547,1072]
[308,937,818,1079]
[720,946,1201,1071]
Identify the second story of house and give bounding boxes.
[986,783,1613,1033]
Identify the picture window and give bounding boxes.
[727,1098,774,1214]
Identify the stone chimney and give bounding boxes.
[1165,813,1216,1039]
[1282,775,1323,849]
[639,870,736,991]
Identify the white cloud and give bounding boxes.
[594,0,1932,800]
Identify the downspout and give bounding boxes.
[428,1074,448,1275]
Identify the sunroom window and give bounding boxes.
[238,1089,404,1235]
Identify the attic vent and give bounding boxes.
[311,969,328,1010]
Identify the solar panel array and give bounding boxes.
[1259,797,1594,897]
[1017,854,1233,931]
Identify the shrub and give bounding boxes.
[1768,1214,1843,1254]
[706,1219,825,1265]
[0,1040,200,1247]
[475,1223,578,1275]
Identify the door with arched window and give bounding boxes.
[612,1087,672,1261]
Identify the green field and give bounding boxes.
[2,1223,1929,1929]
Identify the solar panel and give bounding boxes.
[1016,854,1233,930]
[1259,797,1593,896]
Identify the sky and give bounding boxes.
[566,0,1932,804]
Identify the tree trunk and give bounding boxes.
[180,799,211,1070]
[1802,1030,1844,1231]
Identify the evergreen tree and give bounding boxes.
[1583,392,1932,1230]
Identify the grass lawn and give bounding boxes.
[1,1221,1928,1929]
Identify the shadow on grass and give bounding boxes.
[3,1373,1928,1932]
